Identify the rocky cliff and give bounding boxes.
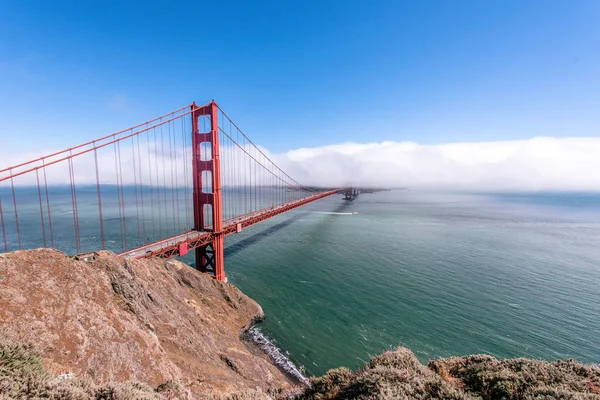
[0,249,290,398]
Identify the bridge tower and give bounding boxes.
[191,101,226,281]
[344,188,359,200]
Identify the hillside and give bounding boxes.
[0,249,290,399]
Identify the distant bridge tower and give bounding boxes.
[343,188,359,201]
[191,101,226,282]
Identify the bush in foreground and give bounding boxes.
[429,354,600,399]
[0,333,164,399]
[297,347,469,400]
[295,347,600,400]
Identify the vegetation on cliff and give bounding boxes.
[0,331,169,399]
[3,337,599,399]
[297,347,600,399]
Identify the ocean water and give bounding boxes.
[2,189,599,376]
[204,191,600,376]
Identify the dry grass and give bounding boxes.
[293,347,600,400]
[429,354,600,399]
[4,324,600,400]
[223,388,273,400]
[0,332,172,399]
[296,347,469,400]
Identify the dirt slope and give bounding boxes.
[0,249,289,398]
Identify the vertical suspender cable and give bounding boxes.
[131,137,141,246]
[117,140,127,251]
[161,123,168,236]
[68,155,81,253]
[10,172,21,250]
[182,115,190,230]
[35,169,47,248]
[113,140,124,252]
[42,161,54,248]
[148,131,156,241]
[168,121,176,233]
[0,198,7,252]
[136,135,146,242]
[93,146,105,250]
[154,127,162,238]
[173,119,181,232]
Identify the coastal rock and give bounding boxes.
[0,249,290,398]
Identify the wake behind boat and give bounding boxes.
[309,211,358,215]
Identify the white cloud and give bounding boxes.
[271,137,600,191]
[2,136,600,192]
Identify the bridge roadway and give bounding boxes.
[120,189,344,260]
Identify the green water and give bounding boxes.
[215,191,600,376]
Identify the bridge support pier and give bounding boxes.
[194,237,225,281]
[191,101,226,282]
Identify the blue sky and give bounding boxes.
[1,0,599,155]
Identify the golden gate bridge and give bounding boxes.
[0,101,350,281]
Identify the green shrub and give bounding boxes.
[296,348,469,400]
[0,333,163,399]
[0,334,50,398]
[429,355,600,399]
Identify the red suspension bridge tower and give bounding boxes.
[191,101,226,281]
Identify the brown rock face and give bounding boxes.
[0,249,289,398]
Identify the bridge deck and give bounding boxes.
[120,189,342,260]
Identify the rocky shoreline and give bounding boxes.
[246,325,310,386]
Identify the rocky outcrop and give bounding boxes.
[0,249,290,399]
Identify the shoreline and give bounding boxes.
[243,324,310,387]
